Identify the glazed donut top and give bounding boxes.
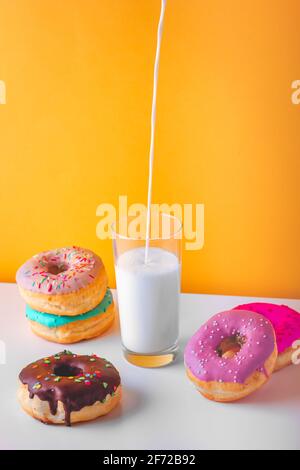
[19,351,121,426]
[234,303,300,354]
[16,246,104,295]
[184,310,276,384]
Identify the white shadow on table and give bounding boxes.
[81,386,146,427]
[239,364,300,406]
[177,335,191,363]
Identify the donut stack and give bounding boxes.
[16,246,115,344]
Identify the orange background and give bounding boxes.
[0,0,299,298]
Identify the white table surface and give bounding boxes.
[0,283,299,450]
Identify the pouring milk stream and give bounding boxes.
[115,0,181,358]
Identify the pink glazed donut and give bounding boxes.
[16,246,108,316]
[184,310,277,402]
[233,303,300,371]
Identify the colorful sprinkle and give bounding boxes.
[102,382,108,389]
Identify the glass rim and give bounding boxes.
[111,212,183,241]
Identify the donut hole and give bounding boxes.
[54,363,82,377]
[47,263,68,275]
[217,334,246,359]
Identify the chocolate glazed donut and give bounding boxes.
[18,351,121,426]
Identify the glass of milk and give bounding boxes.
[112,213,182,367]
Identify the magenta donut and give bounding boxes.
[233,303,300,370]
[184,310,277,402]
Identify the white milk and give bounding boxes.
[115,247,180,353]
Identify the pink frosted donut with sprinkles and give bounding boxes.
[16,246,108,316]
[184,310,277,402]
[233,303,300,371]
